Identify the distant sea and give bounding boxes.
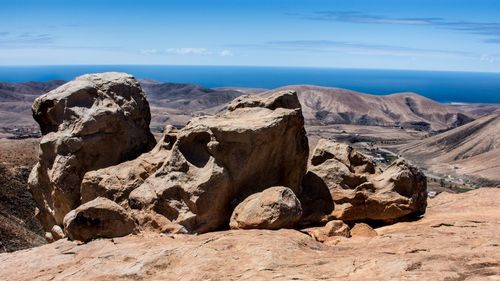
[0,65,499,103]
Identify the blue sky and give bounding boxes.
[1,0,500,72]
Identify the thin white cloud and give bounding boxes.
[166,47,211,55]
[480,54,498,63]
[139,49,160,55]
[219,49,233,57]
[139,47,234,57]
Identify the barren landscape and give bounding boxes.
[0,72,498,281]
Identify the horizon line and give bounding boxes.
[0,64,499,75]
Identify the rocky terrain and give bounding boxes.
[0,138,44,252]
[0,72,498,280]
[0,188,497,280]
[400,113,500,186]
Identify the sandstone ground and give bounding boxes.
[0,188,498,280]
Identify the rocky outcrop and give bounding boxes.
[300,139,427,225]
[27,73,431,243]
[28,72,156,231]
[229,186,302,230]
[82,90,309,234]
[63,197,136,242]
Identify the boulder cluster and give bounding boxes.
[29,72,427,243]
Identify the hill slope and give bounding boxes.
[0,81,479,135]
[273,85,474,131]
[400,113,500,185]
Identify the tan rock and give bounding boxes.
[80,125,178,207]
[229,186,302,230]
[302,220,350,242]
[91,90,309,234]
[350,223,377,238]
[227,89,301,111]
[50,225,65,241]
[28,72,155,231]
[300,139,427,225]
[63,197,136,242]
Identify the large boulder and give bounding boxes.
[300,139,427,225]
[28,72,156,231]
[85,90,309,234]
[229,186,302,230]
[63,197,136,242]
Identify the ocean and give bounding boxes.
[0,65,499,103]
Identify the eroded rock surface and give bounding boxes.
[300,139,427,225]
[350,223,377,238]
[302,220,350,242]
[83,90,309,234]
[63,197,136,242]
[28,73,155,231]
[229,186,302,230]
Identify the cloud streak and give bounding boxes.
[140,48,234,57]
[229,39,477,59]
[297,11,500,44]
[0,32,54,47]
[166,47,211,55]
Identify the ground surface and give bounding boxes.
[1,188,498,281]
[0,138,45,252]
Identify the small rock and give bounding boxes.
[230,186,302,230]
[302,220,350,242]
[50,225,65,241]
[63,197,136,242]
[44,232,54,243]
[350,223,377,238]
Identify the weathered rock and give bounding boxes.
[350,223,378,238]
[227,90,301,111]
[81,125,178,207]
[28,72,156,231]
[300,139,427,225]
[63,197,136,242]
[50,225,65,241]
[84,90,308,234]
[302,220,350,242]
[230,186,302,230]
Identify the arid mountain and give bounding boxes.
[271,85,475,131]
[0,80,482,137]
[140,80,246,130]
[0,81,65,137]
[449,103,500,117]
[400,113,500,185]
